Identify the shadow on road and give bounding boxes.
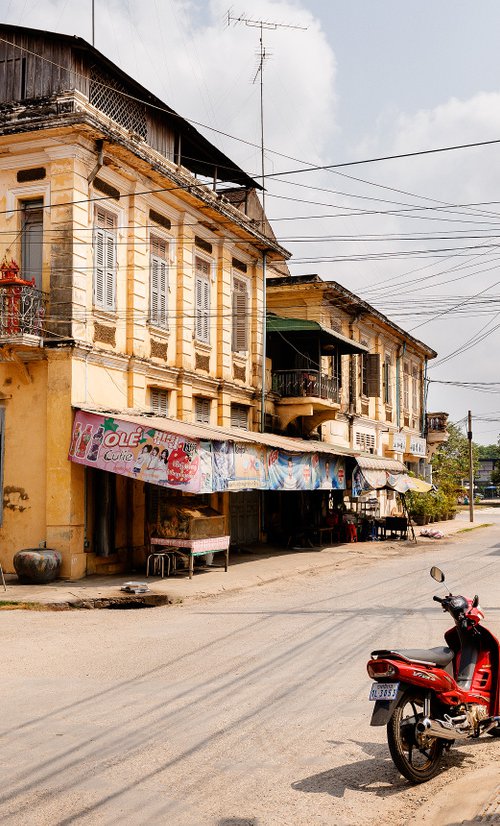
[292,739,472,799]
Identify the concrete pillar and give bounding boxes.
[45,351,86,579]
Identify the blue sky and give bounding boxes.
[2,0,500,441]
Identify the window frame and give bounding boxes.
[194,396,211,424]
[403,360,410,411]
[194,255,211,345]
[93,206,117,312]
[383,352,392,405]
[230,403,249,430]
[20,198,44,289]
[150,387,169,416]
[149,232,169,330]
[412,364,419,413]
[231,273,249,353]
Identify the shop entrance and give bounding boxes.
[229,490,260,545]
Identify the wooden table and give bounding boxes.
[149,535,231,579]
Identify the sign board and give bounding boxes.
[390,432,407,453]
[408,435,426,457]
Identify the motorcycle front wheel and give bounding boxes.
[387,689,444,783]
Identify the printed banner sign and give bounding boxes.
[409,435,426,457]
[229,443,266,491]
[390,432,407,453]
[317,455,346,490]
[69,411,351,494]
[352,466,375,498]
[69,410,203,492]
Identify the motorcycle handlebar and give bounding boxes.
[433,595,444,604]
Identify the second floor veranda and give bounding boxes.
[266,314,367,432]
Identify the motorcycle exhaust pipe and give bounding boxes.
[416,717,469,742]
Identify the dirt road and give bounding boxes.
[1,515,499,825]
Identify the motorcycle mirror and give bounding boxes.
[430,566,445,583]
[472,594,479,608]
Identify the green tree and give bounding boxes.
[491,464,500,487]
[407,424,480,523]
[432,422,478,496]
[476,442,500,460]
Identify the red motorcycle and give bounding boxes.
[367,566,500,783]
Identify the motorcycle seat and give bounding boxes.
[371,646,454,668]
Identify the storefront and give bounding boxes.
[68,407,356,569]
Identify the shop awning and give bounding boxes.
[266,315,368,355]
[69,406,358,494]
[73,406,357,457]
[353,454,430,494]
[400,476,432,494]
[355,455,407,473]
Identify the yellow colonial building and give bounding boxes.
[266,275,440,515]
[0,24,289,578]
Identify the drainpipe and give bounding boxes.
[87,139,104,185]
[261,250,267,433]
[260,250,267,541]
[422,357,428,436]
[396,343,406,430]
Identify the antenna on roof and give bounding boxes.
[227,11,307,434]
[226,11,307,222]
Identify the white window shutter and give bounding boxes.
[93,208,116,311]
[232,278,248,352]
[195,262,210,344]
[150,387,168,415]
[149,236,169,328]
[105,233,115,309]
[94,227,105,305]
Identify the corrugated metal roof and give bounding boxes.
[355,455,407,473]
[266,315,368,355]
[76,406,356,457]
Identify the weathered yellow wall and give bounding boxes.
[0,361,47,572]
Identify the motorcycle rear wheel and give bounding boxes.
[387,689,444,783]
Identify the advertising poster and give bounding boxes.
[211,441,234,491]
[199,440,214,494]
[317,455,346,490]
[229,443,266,491]
[352,465,373,498]
[267,450,314,490]
[69,410,203,493]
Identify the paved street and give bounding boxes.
[1,514,500,825]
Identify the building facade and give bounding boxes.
[0,25,289,578]
[266,275,439,515]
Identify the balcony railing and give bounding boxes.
[426,412,449,433]
[272,369,340,404]
[0,284,47,338]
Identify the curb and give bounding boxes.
[0,533,466,611]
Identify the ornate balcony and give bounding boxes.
[272,369,340,403]
[0,259,47,346]
[426,412,449,459]
[271,369,341,433]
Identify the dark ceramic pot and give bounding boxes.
[13,549,62,584]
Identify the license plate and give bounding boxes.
[369,682,400,701]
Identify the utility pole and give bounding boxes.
[468,410,474,523]
[91,0,95,46]
[226,12,307,432]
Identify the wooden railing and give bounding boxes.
[272,369,340,403]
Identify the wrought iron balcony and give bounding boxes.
[272,369,340,404]
[0,283,47,339]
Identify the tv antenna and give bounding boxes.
[227,11,307,218]
[227,12,307,434]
